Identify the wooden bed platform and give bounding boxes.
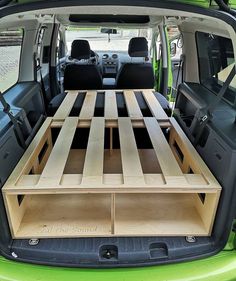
[2,89,221,239]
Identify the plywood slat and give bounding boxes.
[8,174,217,194]
[82,117,105,184]
[118,117,144,185]
[38,117,78,186]
[104,90,118,119]
[142,89,168,120]
[79,90,97,119]
[53,91,78,120]
[123,90,143,118]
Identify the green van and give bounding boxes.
[0,0,236,280]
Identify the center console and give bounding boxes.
[102,53,119,78]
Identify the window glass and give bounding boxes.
[167,25,183,60]
[196,32,235,104]
[65,27,152,52]
[36,27,45,67]
[0,29,23,93]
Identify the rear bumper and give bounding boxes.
[0,250,235,281]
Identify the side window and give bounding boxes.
[0,29,23,93]
[36,27,45,68]
[196,32,235,105]
[167,25,183,60]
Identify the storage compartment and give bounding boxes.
[115,194,209,236]
[5,192,218,238]
[6,194,112,238]
[2,90,221,239]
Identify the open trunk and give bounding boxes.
[0,0,236,268]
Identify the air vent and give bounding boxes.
[112,54,118,59]
[102,54,109,59]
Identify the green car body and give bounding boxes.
[0,0,235,280]
[15,0,236,8]
[0,248,235,281]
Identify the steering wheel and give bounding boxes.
[67,50,99,65]
[89,50,99,65]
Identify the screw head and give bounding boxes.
[11,252,18,258]
[186,236,196,243]
[29,239,39,246]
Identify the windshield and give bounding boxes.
[65,27,152,53]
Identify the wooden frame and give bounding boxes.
[2,89,221,239]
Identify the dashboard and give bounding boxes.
[96,51,149,78]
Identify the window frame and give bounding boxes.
[195,31,236,107]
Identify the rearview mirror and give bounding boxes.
[100,28,118,34]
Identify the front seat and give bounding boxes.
[48,40,102,115]
[64,39,102,90]
[116,37,155,89]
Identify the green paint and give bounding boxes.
[15,0,209,7]
[10,0,236,9]
[224,221,236,251]
[0,251,235,281]
[224,232,236,251]
[165,27,173,100]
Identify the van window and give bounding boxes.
[65,27,152,52]
[196,32,235,105]
[0,29,23,93]
[36,27,45,67]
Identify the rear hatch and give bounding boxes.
[0,0,236,268]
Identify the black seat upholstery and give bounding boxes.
[64,39,102,90]
[116,37,154,89]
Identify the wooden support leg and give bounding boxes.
[3,194,28,238]
[110,127,113,155]
[111,194,115,235]
[195,191,221,234]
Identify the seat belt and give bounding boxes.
[39,67,48,111]
[194,65,236,146]
[175,54,185,91]
[0,93,26,149]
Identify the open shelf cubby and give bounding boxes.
[2,90,221,239]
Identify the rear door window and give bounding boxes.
[196,32,235,105]
[0,29,23,93]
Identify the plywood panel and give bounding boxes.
[115,194,207,236]
[169,117,220,188]
[15,194,111,238]
[2,118,52,189]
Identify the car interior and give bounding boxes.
[0,3,236,268]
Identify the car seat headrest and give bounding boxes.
[71,39,91,60]
[128,37,148,58]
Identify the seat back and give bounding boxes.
[64,40,102,90]
[116,37,154,89]
[64,64,103,90]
